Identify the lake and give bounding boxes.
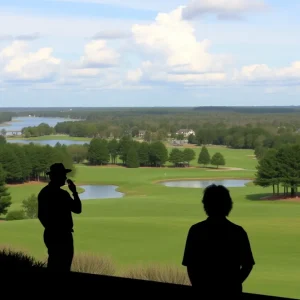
[160,179,252,188]
[1,116,87,146]
[79,185,124,200]
[0,116,78,132]
[8,139,87,146]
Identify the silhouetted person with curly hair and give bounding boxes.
[182,184,255,299]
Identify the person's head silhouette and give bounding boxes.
[202,184,233,218]
[46,163,72,187]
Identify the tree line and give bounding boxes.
[0,141,75,184]
[0,112,14,125]
[0,135,227,186]
[20,119,300,154]
[86,137,226,169]
[254,144,300,197]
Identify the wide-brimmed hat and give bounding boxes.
[46,163,72,175]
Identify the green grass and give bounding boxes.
[165,145,256,169]
[6,184,85,210]
[0,147,299,298]
[6,135,91,141]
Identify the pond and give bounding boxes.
[160,179,252,189]
[79,185,124,200]
[8,139,87,146]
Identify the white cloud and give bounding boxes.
[182,0,268,20]
[233,61,300,84]
[0,41,60,82]
[92,30,132,40]
[129,7,231,86]
[0,2,299,92]
[79,40,120,68]
[127,68,143,82]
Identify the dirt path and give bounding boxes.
[7,181,44,187]
[206,167,246,171]
[260,195,300,202]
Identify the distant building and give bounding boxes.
[176,129,195,137]
[138,130,146,138]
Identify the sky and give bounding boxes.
[0,0,300,107]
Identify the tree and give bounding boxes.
[275,145,300,197]
[0,145,23,183]
[22,194,38,219]
[254,146,267,160]
[108,139,119,164]
[0,164,12,216]
[254,149,279,195]
[138,142,150,166]
[118,136,133,165]
[126,147,140,168]
[188,134,196,144]
[254,145,300,197]
[10,144,32,182]
[183,148,196,166]
[149,141,168,167]
[169,148,184,166]
[88,138,110,165]
[143,131,151,142]
[0,135,6,144]
[211,152,225,168]
[198,146,211,166]
[67,144,88,164]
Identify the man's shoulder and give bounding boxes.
[226,219,248,236]
[227,219,245,230]
[190,219,246,233]
[38,185,49,195]
[189,220,207,232]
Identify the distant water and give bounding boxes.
[160,179,252,188]
[1,116,85,146]
[8,139,88,146]
[0,116,78,132]
[79,185,124,200]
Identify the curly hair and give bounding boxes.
[202,184,233,217]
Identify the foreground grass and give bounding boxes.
[0,148,300,298]
[0,245,189,284]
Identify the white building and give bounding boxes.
[176,129,195,137]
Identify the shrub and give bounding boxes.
[22,194,38,219]
[123,264,191,286]
[5,210,26,221]
[0,245,46,271]
[71,253,116,275]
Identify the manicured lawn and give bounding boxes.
[0,147,299,299]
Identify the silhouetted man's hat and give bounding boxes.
[46,163,72,175]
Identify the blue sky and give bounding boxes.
[0,0,300,107]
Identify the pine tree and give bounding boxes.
[126,147,140,168]
[198,146,211,166]
[138,142,150,166]
[0,164,12,216]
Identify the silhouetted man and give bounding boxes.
[182,184,255,299]
[38,163,82,272]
